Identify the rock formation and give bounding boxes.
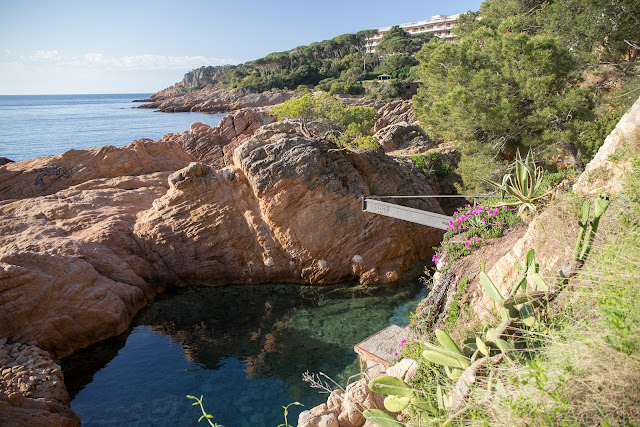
[157,108,264,168]
[373,100,433,155]
[0,114,446,362]
[298,358,419,427]
[139,86,296,113]
[0,104,451,424]
[374,100,419,132]
[0,339,80,426]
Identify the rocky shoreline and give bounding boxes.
[136,86,297,113]
[0,102,452,424]
[0,339,79,426]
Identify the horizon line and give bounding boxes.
[0,92,155,96]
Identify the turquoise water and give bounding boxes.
[61,282,427,426]
[0,94,225,161]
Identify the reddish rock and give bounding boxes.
[0,341,80,426]
[158,108,263,168]
[374,100,418,132]
[0,139,192,201]
[139,86,296,113]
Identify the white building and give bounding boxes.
[365,14,460,52]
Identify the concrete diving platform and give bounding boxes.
[362,198,452,230]
[354,324,406,370]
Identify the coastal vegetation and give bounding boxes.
[412,0,639,194]
[172,26,428,100]
[270,93,380,150]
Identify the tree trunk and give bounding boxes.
[560,139,584,171]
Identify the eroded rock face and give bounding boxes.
[136,124,444,286]
[373,122,434,154]
[139,86,296,113]
[0,339,80,427]
[0,139,192,201]
[0,120,445,356]
[374,100,418,132]
[158,109,264,168]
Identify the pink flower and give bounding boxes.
[394,352,398,356]
[419,307,423,311]
[429,301,433,305]
[481,234,485,237]
[465,241,470,247]
[432,255,440,263]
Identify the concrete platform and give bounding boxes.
[354,324,406,369]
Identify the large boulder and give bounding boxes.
[158,109,264,168]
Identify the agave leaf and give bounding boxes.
[384,395,412,412]
[480,271,504,304]
[594,195,610,217]
[435,329,464,356]
[515,262,525,273]
[507,276,527,298]
[363,409,404,427]
[525,249,535,271]
[368,376,414,397]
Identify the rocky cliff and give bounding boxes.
[139,86,296,113]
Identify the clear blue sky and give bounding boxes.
[0,0,483,95]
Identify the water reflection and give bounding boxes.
[61,282,423,426]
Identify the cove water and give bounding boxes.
[0,94,225,162]
[61,282,426,427]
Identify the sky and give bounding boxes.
[0,0,483,95]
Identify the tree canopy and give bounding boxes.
[270,93,379,151]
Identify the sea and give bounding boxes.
[0,94,226,162]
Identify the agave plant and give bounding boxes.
[485,149,548,214]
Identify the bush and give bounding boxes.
[454,141,508,195]
[270,93,379,151]
[432,204,521,271]
[411,152,453,179]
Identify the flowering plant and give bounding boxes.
[433,204,520,271]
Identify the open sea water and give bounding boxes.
[0,94,225,162]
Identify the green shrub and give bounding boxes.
[271,93,379,151]
[410,152,453,179]
[454,141,509,195]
